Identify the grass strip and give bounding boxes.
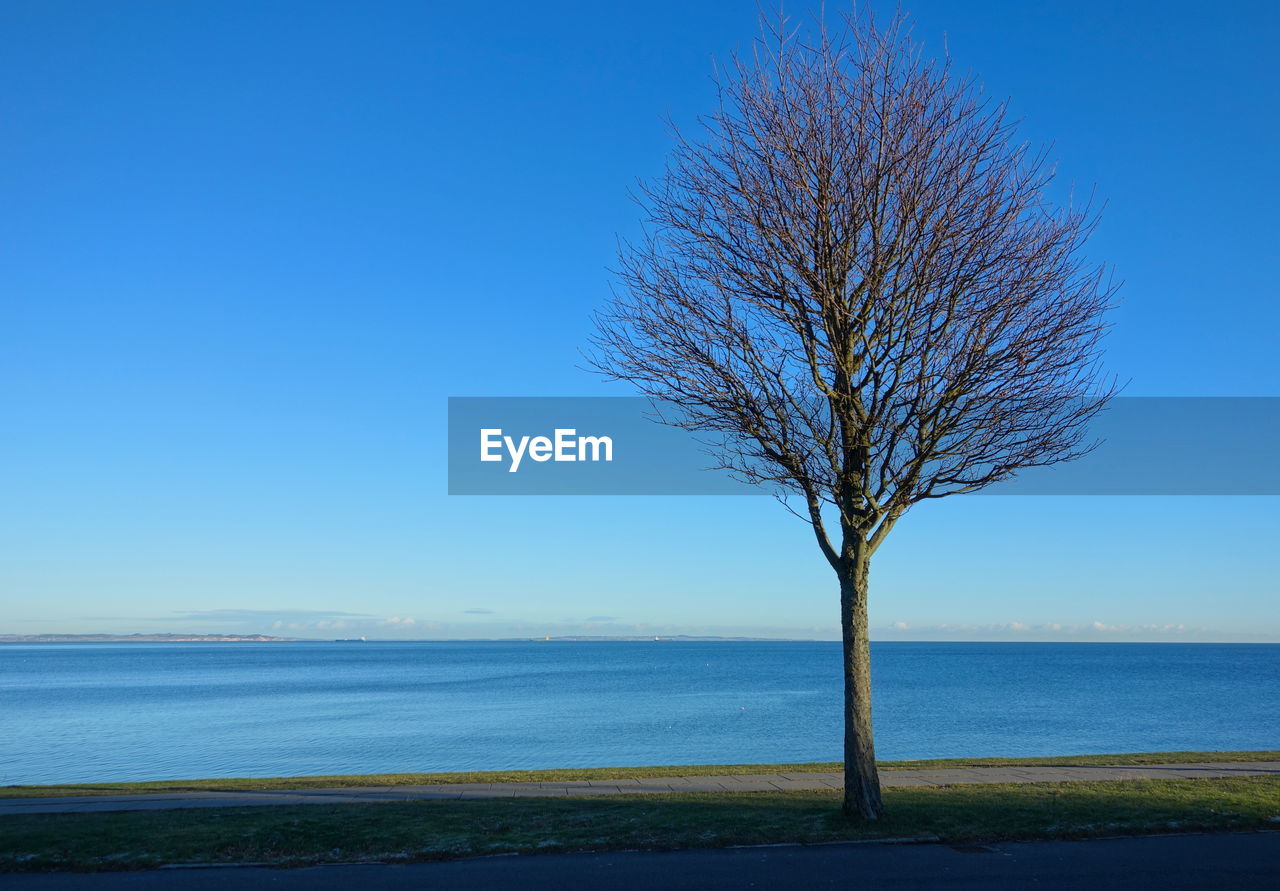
[2,776,1278,872]
[2,750,1276,799]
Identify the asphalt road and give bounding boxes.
[2,832,1278,889]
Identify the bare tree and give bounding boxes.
[589,8,1117,820]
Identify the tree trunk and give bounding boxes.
[840,553,883,819]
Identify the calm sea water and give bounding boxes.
[0,641,1276,785]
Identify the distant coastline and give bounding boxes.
[533,635,792,642]
[0,633,793,644]
[0,633,300,643]
[4,634,1273,645]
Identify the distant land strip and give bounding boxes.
[0,634,799,643]
[0,634,300,643]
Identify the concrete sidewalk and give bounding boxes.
[2,761,1275,816]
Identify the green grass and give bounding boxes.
[2,776,1277,872]
[878,750,1280,770]
[2,750,1275,799]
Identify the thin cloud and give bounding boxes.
[171,609,375,621]
[464,609,494,615]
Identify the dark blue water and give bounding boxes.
[0,642,1276,784]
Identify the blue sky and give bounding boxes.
[1,1,1276,641]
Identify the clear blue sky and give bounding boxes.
[2,1,1276,641]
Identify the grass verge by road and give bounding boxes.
[2,750,1276,798]
[2,776,1278,872]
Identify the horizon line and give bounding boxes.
[3,634,1277,645]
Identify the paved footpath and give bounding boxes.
[2,761,1275,816]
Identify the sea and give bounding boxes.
[0,641,1276,785]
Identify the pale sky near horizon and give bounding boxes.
[2,1,1277,642]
